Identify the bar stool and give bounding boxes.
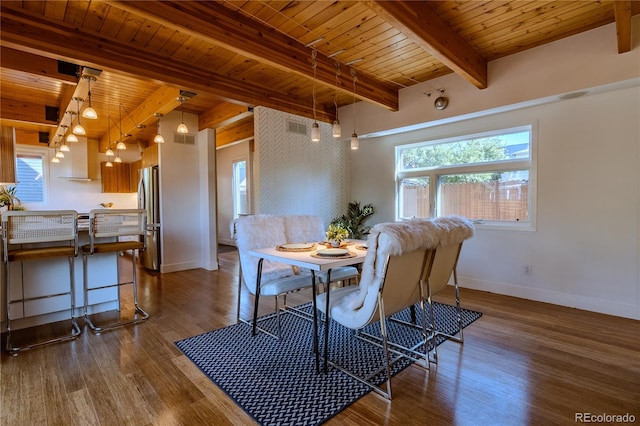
[2,210,81,354]
[82,208,149,332]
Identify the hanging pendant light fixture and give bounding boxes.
[176,96,189,134]
[51,153,60,163]
[154,113,165,143]
[115,104,127,150]
[105,115,115,157]
[72,97,86,135]
[82,76,98,119]
[310,49,320,142]
[113,155,122,163]
[61,122,78,143]
[59,141,70,152]
[350,67,359,150]
[52,136,62,162]
[332,63,342,139]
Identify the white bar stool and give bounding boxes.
[82,208,149,332]
[2,210,81,354]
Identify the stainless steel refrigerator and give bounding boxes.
[138,165,161,271]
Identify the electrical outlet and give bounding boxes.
[523,264,533,276]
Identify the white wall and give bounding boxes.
[198,128,218,271]
[253,107,353,228]
[157,110,206,272]
[18,137,138,213]
[347,19,640,319]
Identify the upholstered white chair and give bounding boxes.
[234,215,314,338]
[317,216,474,399]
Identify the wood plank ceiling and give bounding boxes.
[0,0,637,150]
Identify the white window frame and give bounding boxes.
[395,124,537,231]
[15,146,50,209]
[232,158,248,219]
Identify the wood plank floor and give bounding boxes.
[2,248,639,425]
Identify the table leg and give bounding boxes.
[324,269,332,373]
[311,271,319,373]
[252,258,264,336]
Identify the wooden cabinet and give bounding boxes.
[101,162,134,193]
[0,126,16,184]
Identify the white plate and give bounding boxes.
[281,243,315,250]
[316,248,349,257]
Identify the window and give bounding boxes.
[15,152,45,203]
[232,159,248,219]
[396,125,534,228]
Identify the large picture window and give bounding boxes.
[396,125,534,229]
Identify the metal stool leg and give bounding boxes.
[84,249,149,333]
[5,256,81,355]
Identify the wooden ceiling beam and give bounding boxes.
[613,1,632,54]
[366,0,487,89]
[215,117,254,148]
[104,0,398,111]
[0,46,78,85]
[99,86,182,152]
[199,104,253,131]
[0,4,335,123]
[0,98,57,127]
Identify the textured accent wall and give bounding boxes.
[254,107,352,227]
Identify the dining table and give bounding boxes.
[248,241,368,373]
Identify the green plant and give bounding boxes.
[0,185,21,210]
[325,223,349,243]
[330,201,375,239]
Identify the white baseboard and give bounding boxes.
[459,276,640,320]
[160,260,202,273]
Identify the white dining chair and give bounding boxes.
[316,216,474,399]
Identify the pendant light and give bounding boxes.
[176,96,189,134]
[59,142,70,152]
[154,113,165,143]
[82,76,98,119]
[61,122,78,143]
[51,153,60,163]
[115,104,127,150]
[105,159,113,168]
[51,136,62,163]
[113,155,122,163]
[332,63,342,139]
[105,116,115,157]
[72,97,86,135]
[310,49,320,142]
[350,67,359,150]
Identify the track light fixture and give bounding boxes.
[72,97,86,135]
[82,76,98,119]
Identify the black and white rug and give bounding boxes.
[175,302,482,426]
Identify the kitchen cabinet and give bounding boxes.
[101,162,133,193]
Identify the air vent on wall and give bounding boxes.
[287,120,307,136]
[174,133,196,145]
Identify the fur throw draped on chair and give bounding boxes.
[343,216,474,313]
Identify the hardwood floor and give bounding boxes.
[2,249,638,425]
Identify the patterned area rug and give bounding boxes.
[175,302,482,426]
